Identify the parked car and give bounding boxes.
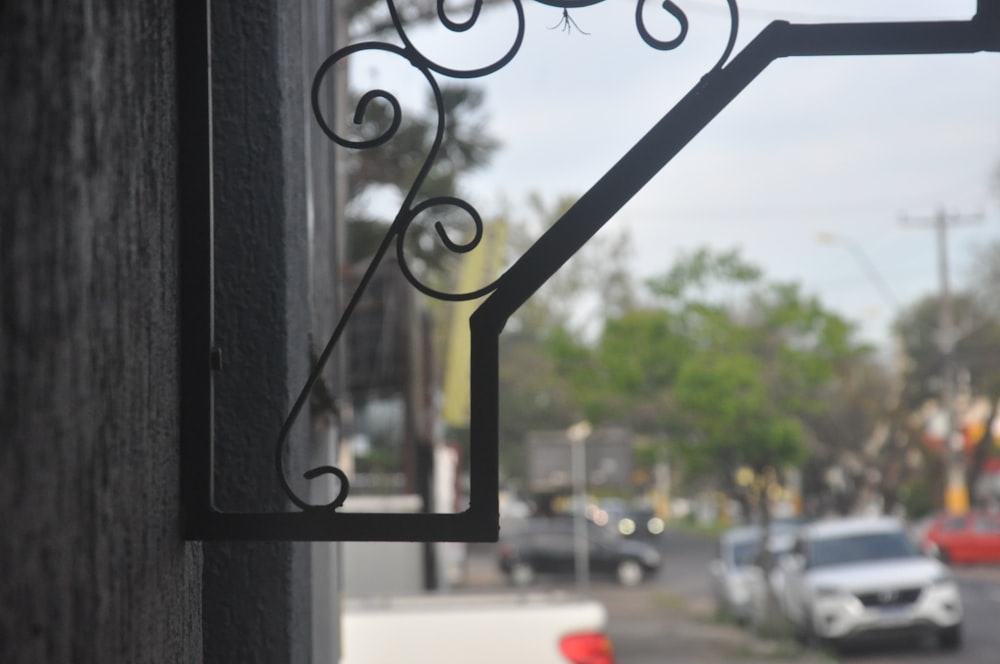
[709,524,795,624]
[779,516,963,650]
[921,511,1000,564]
[342,592,614,664]
[497,516,661,587]
[745,530,796,628]
[709,526,762,622]
[592,499,665,539]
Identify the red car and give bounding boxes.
[921,511,1000,564]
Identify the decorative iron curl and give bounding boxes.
[635,0,689,51]
[535,0,738,62]
[396,197,504,302]
[280,20,518,510]
[278,0,741,510]
[391,0,527,78]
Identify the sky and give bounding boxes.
[349,1,1000,351]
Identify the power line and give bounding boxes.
[901,207,984,354]
[815,231,900,312]
[682,1,970,24]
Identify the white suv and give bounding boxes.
[779,516,963,650]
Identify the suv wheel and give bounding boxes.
[617,559,643,587]
[938,624,962,650]
[509,561,534,587]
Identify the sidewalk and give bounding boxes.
[592,584,828,664]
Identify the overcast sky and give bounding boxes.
[350,1,1000,350]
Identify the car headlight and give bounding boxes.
[618,518,636,536]
[647,517,665,535]
[931,572,957,588]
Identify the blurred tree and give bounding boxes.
[964,240,1000,401]
[969,239,1000,320]
[604,249,874,626]
[655,251,864,518]
[497,195,638,478]
[893,294,999,409]
[505,193,638,337]
[804,348,928,517]
[344,84,500,276]
[497,329,581,479]
[873,199,1000,514]
[554,248,876,519]
[894,286,1000,509]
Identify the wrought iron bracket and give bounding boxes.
[179,1,999,541]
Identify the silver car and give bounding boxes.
[709,524,797,625]
[745,530,796,628]
[709,526,762,622]
[779,516,963,650]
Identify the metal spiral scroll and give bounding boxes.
[276,0,741,511]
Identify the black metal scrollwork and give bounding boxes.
[276,0,742,511]
[177,0,999,539]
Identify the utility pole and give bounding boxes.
[902,207,983,515]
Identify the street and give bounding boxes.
[466,526,1000,663]
[642,527,1000,664]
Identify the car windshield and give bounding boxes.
[808,530,919,568]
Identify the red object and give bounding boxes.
[559,631,616,664]
[922,512,1000,564]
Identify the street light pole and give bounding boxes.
[567,421,592,594]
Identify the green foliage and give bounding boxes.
[646,247,761,301]
[891,242,1000,511]
[898,471,940,520]
[598,311,688,393]
[563,248,868,492]
[498,329,582,478]
[495,196,639,475]
[955,240,1000,399]
[894,291,1000,407]
[673,349,806,474]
